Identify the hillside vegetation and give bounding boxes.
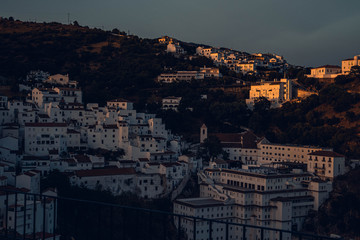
[303,167,360,238]
[0,18,213,104]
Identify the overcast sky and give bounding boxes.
[1,0,360,66]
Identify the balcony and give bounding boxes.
[0,188,341,240]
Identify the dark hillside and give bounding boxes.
[1,18,360,158]
[303,167,360,238]
[0,18,213,103]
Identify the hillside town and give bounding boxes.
[0,65,350,239]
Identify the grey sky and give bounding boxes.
[1,0,360,66]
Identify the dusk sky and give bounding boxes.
[2,0,360,67]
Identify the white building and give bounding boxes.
[26,70,50,83]
[196,47,214,58]
[45,74,69,85]
[257,142,328,165]
[156,73,178,83]
[174,167,333,240]
[199,67,222,78]
[32,87,82,108]
[21,156,51,175]
[24,123,68,156]
[87,122,129,151]
[246,79,293,109]
[307,151,345,180]
[7,196,57,238]
[157,71,205,83]
[178,154,203,173]
[16,170,41,193]
[7,100,35,125]
[342,55,360,74]
[53,87,82,104]
[71,167,137,194]
[167,42,185,54]
[135,173,165,199]
[107,98,134,110]
[32,88,61,108]
[218,131,260,165]
[306,65,341,79]
[0,102,11,124]
[162,97,182,111]
[0,96,8,109]
[201,127,345,180]
[235,63,256,73]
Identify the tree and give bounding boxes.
[254,97,271,113]
[112,28,120,34]
[201,135,223,161]
[73,20,79,27]
[40,170,71,193]
[350,65,360,76]
[345,111,357,122]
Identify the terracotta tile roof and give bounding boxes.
[308,151,344,158]
[37,114,50,118]
[23,171,39,177]
[214,159,228,164]
[49,150,59,155]
[139,135,153,138]
[66,102,84,106]
[174,198,224,208]
[43,187,57,193]
[37,88,57,93]
[151,151,175,155]
[161,162,181,167]
[0,176,7,180]
[154,137,166,140]
[314,65,340,69]
[148,162,160,166]
[56,87,81,91]
[25,232,59,239]
[67,129,80,134]
[103,124,118,129]
[108,98,131,102]
[9,204,24,208]
[119,160,137,164]
[130,124,148,127]
[25,123,67,127]
[221,143,243,148]
[184,153,196,157]
[213,133,240,142]
[214,130,259,149]
[74,155,91,163]
[205,168,312,179]
[0,186,30,195]
[19,187,31,192]
[75,168,136,177]
[64,158,77,164]
[22,156,50,161]
[271,195,314,202]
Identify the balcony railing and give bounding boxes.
[0,188,341,240]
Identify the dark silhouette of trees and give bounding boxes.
[303,167,360,238]
[200,136,224,161]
